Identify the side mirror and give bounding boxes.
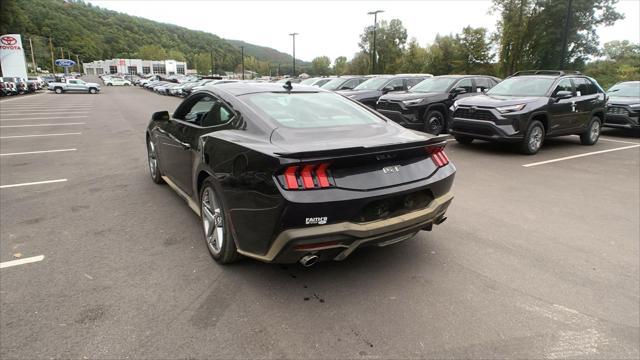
[152,111,169,121]
[554,90,573,101]
[452,87,467,95]
[382,85,394,93]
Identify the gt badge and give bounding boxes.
[306,217,328,225]
[382,165,401,174]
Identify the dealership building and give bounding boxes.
[83,58,187,76]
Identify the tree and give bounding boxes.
[349,52,370,75]
[400,38,428,73]
[136,45,168,60]
[333,56,348,75]
[493,0,623,76]
[311,56,331,76]
[425,34,461,75]
[602,40,640,61]
[358,19,408,73]
[456,27,493,73]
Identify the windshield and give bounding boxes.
[607,83,640,97]
[410,77,457,93]
[353,77,390,90]
[300,78,318,85]
[241,92,383,128]
[487,77,555,96]
[321,78,348,90]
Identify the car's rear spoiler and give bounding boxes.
[274,135,450,159]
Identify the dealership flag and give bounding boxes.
[0,34,28,79]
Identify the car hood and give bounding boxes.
[457,94,543,107]
[337,89,382,100]
[270,122,432,153]
[380,91,447,102]
[607,96,640,106]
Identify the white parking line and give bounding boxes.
[1,112,89,116]
[0,132,81,139]
[523,144,640,167]
[0,179,67,189]
[0,122,86,128]
[1,105,93,108]
[1,148,77,156]
[0,255,45,269]
[1,116,88,122]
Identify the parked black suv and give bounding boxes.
[376,75,501,134]
[604,81,640,130]
[320,76,368,91]
[337,74,431,108]
[450,71,607,154]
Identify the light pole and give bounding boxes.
[240,45,245,80]
[367,10,384,74]
[289,32,298,77]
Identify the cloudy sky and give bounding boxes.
[89,0,640,62]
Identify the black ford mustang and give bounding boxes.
[146,82,456,266]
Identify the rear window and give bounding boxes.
[242,92,384,128]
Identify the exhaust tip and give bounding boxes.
[299,254,319,267]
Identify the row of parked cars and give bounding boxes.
[326,72,637,154]
[0,76,50,96]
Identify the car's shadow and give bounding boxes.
[450,136,590,156]
[601,128,640,139]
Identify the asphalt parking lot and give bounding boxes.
[1,81,639,359]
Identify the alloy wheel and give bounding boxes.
[201,187,224,254]
[428,115,444,135]
[529,126,543,151]
[590,121,600,142]
[147,140,158,179]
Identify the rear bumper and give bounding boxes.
[604,113,640,129]
[236,191,454,263]
[450,117,523,142]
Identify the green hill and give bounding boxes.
[0,0,305,74]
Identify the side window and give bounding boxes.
[475,78,492,92]
[386,78,404,90]
[453,78,473,93]
[201,102,234,127]
[406,78,424,88]
[342,79,360,89]
[574,78,597,96]
[553,79,573,95]
[180,96,215,124]
[68,80,77,84]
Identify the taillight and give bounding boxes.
[281,163,333,190]
[426,144,450,167]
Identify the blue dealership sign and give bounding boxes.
[55,58,76,67]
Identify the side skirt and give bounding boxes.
[161,176,201,217]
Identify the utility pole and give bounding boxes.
[49,37,55,73]
[289,32,298,77]
[210,50,214,75]
[240,45,245,80]
[367,10,384,74]
[28,37,37,75]
[60,47,64,59]
[559,0,573,69]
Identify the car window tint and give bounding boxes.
[183,96,215,124]
[243,92,383,128]
[553,79,573,95]
[454,78,473,93]
[201,103,234,127]
[406,78,424,88]
[343,79,360,89]
[387,78,405,90]
[475,78,492,92]
[574,78,597,96]
[69,80,77,84]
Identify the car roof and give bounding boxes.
[208,82,327,96]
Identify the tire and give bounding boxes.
[580,116,601,145]
[200,178,241,264]
[107,83,113,86]
[454,135,474,144]
[520,120,545,155]
[146,137,164,184]
[424,110,446,135]
[89,88,97,94]
[54,87,63,94]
